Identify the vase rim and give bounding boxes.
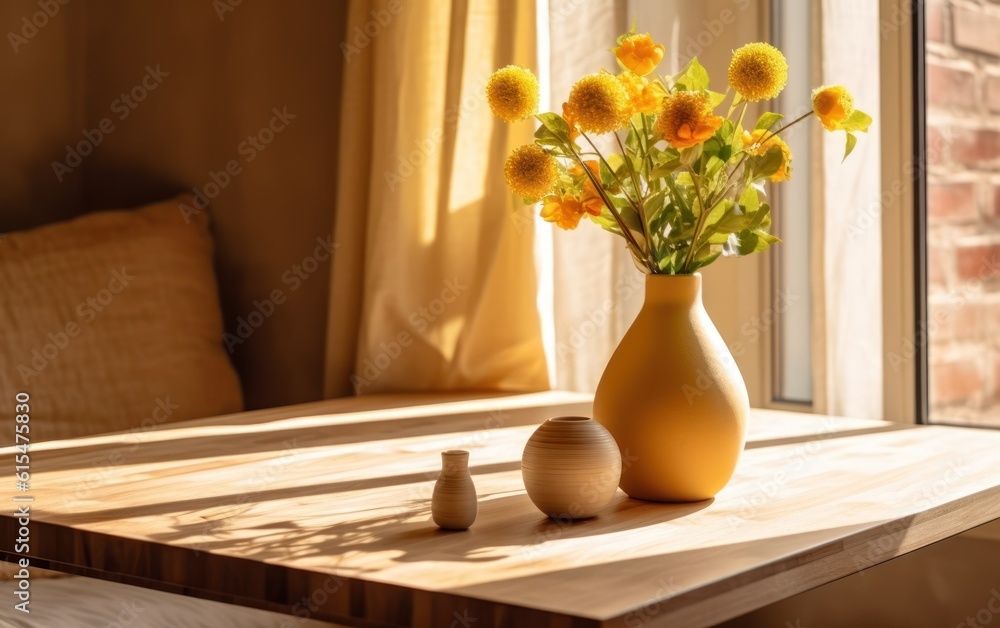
[548,416,591,423]
[646,272,702,279]
[442,449,469,456]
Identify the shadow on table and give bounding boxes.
[132,490,714,569]
[31,396,593,473]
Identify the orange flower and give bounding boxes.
[562,102,580,142]
[655,91,723,149]
[571,160,606,216]
[614,33,665,77]
[540,193,588,230]
[618,71,666,116]
[811,85,854,131]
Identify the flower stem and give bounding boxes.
[614,132,657,270]
[760,111,811,143]
[681,166,711,274]
[580,131,644,216]
[565,142,651,271]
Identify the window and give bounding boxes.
[923,0,1000,427]
[770,0,814,405]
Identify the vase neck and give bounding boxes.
[441,450,469,476]
[644,273,702,306]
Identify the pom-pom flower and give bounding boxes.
[614,32,665,77]
[728,42,788,102]
[618,71,666,116]
[567,73,630,134]
[504,145,558,200]
[655,91,724,149]
[486,65,539,122]
[811,85,854,131]
[742,129,792,182]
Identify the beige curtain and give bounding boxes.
[546,0,638,392]
[811,0,883,418]
[325,0,549,396]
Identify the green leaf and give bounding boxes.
[746,202,771,231]
[704,155,726,180]
[715,212,749,233]
[729,229,781,256]
[599,159,617,188]
[708,89,728,108]
[754,112,784,132]
[625,122,642,154]
[839,110,872,133]
[747,145,784,181]
[739,185,760,214]
[688,247,722,272]
[648,163,680,180]
[673,57,710,92]
[589,207,623,235]
[644,190,667,226]
[843,132,858,162]
[679,143,703,167]
[535,112,570,139]
[663,176,695,228]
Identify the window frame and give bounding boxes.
[879,0,927,424]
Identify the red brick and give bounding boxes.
[986,75,1000,112]
[931,358,983,406]
[927,126,947,165]
[929,298,981,342]
[928,182,977,221]
[954,5,1000,57]
[927,62,976,108]
[951,128,1000,165]
[927,1,945,42]
[956,242,1000,281]
[983,304,1000,348]
[928,245,949,291]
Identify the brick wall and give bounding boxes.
[926,0,1000,426]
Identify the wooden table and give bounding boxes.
[3,391,999,627]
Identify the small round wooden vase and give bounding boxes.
[521,417,622,519]
[431,450,478,530]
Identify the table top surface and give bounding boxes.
[3,391,1000,627]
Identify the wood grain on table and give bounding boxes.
[2,391,999,627]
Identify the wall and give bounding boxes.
[0,0,348,410]
[926,0,1000,426]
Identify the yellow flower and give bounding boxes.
[618,71,666,116]
[614,32,665,77]
[655,91,723,149]
[540,194,588,230]
[728,42,788,102]
[486,65,539,122]
[742,129,792,182]
[571,160,606,216]
[567,72,630,134]
[504,144,557,199]
[561,102,580,142]
[811,85,854,131]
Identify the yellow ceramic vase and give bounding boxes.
[593,273,749,502]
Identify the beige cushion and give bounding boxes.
[0,196,242,444]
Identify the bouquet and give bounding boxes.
[486,25,872,274]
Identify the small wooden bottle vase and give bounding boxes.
[431,450,478,530]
